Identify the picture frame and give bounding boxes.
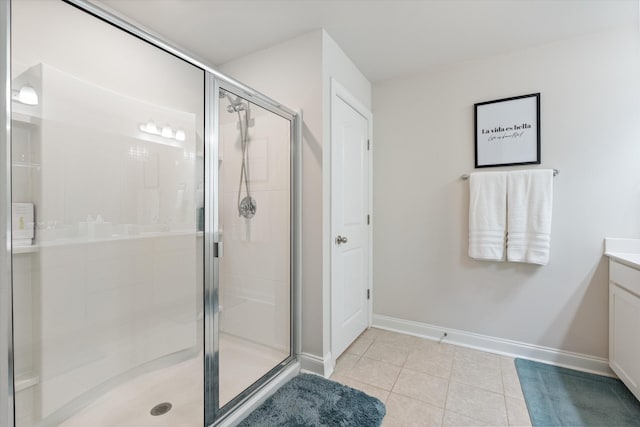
[474,93,540,168]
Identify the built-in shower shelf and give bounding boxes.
[13,245,39,255]
[15,372,40,392]
[12,161,40,169]
[12,112,40,127]
[12,231,204,253]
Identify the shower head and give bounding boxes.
[220,89,246,113]
[227,102,246,113]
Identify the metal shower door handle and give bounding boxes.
[335,235,348,245]
[214,241,223,258]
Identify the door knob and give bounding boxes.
[335,235,348,245]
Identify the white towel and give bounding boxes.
[507,170,553,265]
[468,172,507,261]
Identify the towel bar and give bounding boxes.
[460,169,558,180]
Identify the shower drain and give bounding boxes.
[150,402,172,416]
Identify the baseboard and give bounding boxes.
[373,314,615,377]
[298,352,334,378]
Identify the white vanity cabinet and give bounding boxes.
[607,251,640,401]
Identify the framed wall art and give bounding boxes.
[474,93,540,168]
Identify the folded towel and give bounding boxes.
[469,172,507,261]
[507,170,553,265]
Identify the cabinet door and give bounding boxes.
[610,283,640,400]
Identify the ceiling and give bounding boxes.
[95,0,638,82]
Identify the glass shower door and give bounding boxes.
[213,86,293,414]
[11,2,205,426]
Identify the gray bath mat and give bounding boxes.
[238,373,386,426]
[515,358,640,426]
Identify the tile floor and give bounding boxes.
[330,328,532,427]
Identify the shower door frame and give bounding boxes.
[0,1,301,426]
[207,77,299,426]
[1,0,15,426]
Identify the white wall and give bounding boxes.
[372,27,640,361]
[322,33,372,109]
[220,30,372,371]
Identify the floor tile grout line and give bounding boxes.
[407,332,452,424]
[362,333,404,393]
[445,408,496,426]
[441,368,452,425]
[448,377,509,398]
[446,378,511,426]
[389,388,446,411]
[387,361,403,394]
[500,357,510,426]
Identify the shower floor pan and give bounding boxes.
[55,333,287,427]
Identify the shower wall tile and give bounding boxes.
[219,276,290,352]
[12,254,35,378]
[11,123,38,203]
[222,239,290,283]
[14,387,35,427]
[34,65,199,234]
[221,190,290,244]
[247,137,269,183]
[221,113,290,194]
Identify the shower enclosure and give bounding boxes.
[0,1,299,426]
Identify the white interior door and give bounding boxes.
[331,81,371,359]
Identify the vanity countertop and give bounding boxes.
[604,238,640,269]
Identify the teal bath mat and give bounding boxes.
[515,359,640,426]
[238,373,386,426]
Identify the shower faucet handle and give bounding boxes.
[335,235,348,245]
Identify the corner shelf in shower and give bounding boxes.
[15,371,40,392]
[12,111,40,127]
[12,231,204,253]
[13,245,39,255]
[12,161,40,170]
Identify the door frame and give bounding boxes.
[330,78,373,366]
